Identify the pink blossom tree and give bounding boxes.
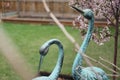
[69,0,120,80]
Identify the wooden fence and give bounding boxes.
[0,0,18,16]
[0,0,78,19]
[1,0,108,26]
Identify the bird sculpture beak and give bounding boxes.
[38,56,43,73]
[70,5,84,14]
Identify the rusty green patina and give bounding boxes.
[32,39,64,80]
[71,5,109,80]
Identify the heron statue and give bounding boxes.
[32,39,64,80]
[71,5,109,80]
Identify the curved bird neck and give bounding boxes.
[49,41,64,80]
[80,18,94,52]
[72,17,94,78]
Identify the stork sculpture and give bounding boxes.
[32,39,64,80]
[71,5,109,80]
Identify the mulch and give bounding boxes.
[36,71,74,80]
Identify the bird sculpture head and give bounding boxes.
[39,43,49,56]
[32,42,51,80]
[70,5,94,20]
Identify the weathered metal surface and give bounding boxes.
[32,39,64,80]
[71,5,109,80]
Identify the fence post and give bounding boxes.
[17,0,20,17]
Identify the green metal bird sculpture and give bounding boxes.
[71,5,109,80]
[32,39,64,80]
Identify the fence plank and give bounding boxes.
[1,0,78,19]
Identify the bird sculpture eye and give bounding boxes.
[40,47,49,56]
[84,12,92,20]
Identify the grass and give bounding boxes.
[0,52,22,80]
[1,23,80,75]
[0,22,120,80]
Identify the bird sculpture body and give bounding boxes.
[71,5,109,80]
[32,39,64,80]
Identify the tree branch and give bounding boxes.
[41,0,120,76]
[99,57,120,71]
[42,0,96,70]
[42,0,79,50]
[83,54,120,75]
